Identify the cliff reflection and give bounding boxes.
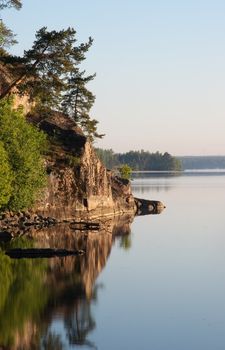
[0,215,133,349]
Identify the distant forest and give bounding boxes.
[178,156,225,169]
[95,149,182,171]
[95,150,225,171]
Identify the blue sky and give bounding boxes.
[2,0,225,155]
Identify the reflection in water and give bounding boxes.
[132,171,225,194]
[41,333,64,350]
[0,215,135,349]
[63,298,97,349]
[132,184,172,193]
[132,171,182,178]
[131,173,178,193]
[0,238,48,350]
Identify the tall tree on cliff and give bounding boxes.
[0,25,103,140]
[61,70,104,141]
[0,27,92,103]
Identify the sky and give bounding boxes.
[2,0,225,155]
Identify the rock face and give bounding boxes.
[30,111,136,220]
[0,63,34,113]
[0,108,164,228]
[134,198,165,215]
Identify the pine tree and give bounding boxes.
[0,26,104,141]
[0,21,17,48]
[0,27,93,104]
[61,70,104,140]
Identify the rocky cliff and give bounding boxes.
[28,111,136,221]
[0,106,164,230]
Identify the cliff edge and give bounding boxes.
[29,111,136,220]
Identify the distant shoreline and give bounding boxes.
[132,169,225,174]
[177,156,225,170]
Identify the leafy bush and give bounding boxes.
[119,164,132,180]
[0,98,47,211]
[0,141,13,209]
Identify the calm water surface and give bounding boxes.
[0,173,225,349]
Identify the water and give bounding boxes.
[0,172,225,349]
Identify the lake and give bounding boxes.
[0,172,225,349]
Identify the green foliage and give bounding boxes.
[0,21,17,48]
[119,164,132,180]
[0,98,47,211]
[19,27,93,109]
[62,70,104,141]
[0,26,103,141]
[117,150,181,171]
[0,141,13,209]
[96,148,182,171]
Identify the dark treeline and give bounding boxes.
[178,156,225,169]
[95,149,182,171]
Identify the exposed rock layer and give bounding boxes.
[31,111,136,220]
[0,110,164,228]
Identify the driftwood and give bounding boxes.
[69,221,100,231]
[5,248,85,259]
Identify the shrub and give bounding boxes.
[0,98,47,211]
[119,164,132,180]
[0,141,13,209]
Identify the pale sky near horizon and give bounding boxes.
[2,0,225,155]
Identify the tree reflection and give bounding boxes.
[119,234,132,250]
[41,332,64,350]
[65,300,97,349]
[0,238,48,349]
[0,215,136,349]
